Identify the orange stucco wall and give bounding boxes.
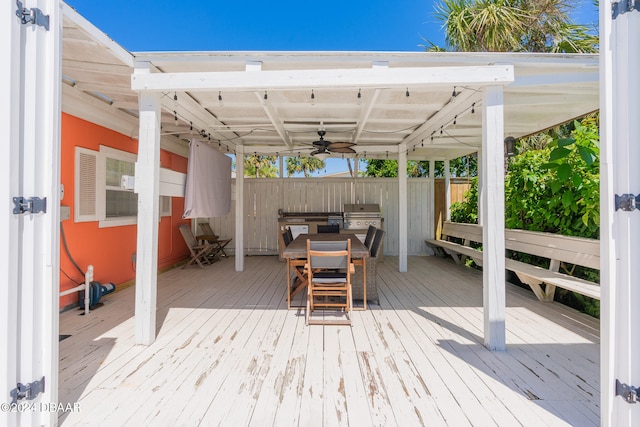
[59,113,190,309]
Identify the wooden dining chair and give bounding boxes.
[305,239,354,325]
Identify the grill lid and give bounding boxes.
[343,204,380,217]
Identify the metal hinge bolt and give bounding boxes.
[612,0,640,18]
[616,380,639,404]
[13,196,47,215]
[10,377,45,404]
[15,0,49,30]
[614,194,640,212]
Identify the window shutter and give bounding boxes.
[75,147,99,222]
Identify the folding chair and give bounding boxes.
[197,222,232,260]
[305,239,354,326]
[178,224,216,268]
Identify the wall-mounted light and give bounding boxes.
[504,136,516,158]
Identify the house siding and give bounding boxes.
[59,113,189,309]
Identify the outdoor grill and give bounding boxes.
[343,204,382,230]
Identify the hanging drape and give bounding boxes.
[183,139,231,218]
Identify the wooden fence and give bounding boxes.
[207,177,471,256]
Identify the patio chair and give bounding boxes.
[305,239,354,326]
[363,225,377,249]
[370,228,386,257]
[197,222,232,259]
[178,224,216,269]
[317,224,340,234]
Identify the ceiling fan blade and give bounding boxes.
[328,147,356,154]
[327,142,355,149]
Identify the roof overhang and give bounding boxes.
[62,4,599,161]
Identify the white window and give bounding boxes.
[75,146,171,227]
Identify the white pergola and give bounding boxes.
[126,52,598,350]
[4,1,640,425]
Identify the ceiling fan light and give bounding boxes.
[314,152,329,161]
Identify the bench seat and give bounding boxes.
[426,221,600,302]
[505,258,600,300]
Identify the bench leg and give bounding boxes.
[443,249,463,265]
[515,273,554,302]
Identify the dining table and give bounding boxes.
[281,233,370,310]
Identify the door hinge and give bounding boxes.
[612,0,640,18]
[10,377,45,404]
[13,196,47,215]
[15,0,49,30]
[616,379,639,403]
[614,194,640,211]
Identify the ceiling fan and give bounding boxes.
[310,129,356,158]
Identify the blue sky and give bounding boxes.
[65,0,599,175]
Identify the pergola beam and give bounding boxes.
[132,65,514,92]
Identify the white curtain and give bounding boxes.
[183,139,231,218]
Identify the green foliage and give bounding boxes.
[429,0,598,53]
[363,156,477,178]
[244,155,278,178]
[450,177,479,223]
[506,118,600,238]
[449,117,601,317]
[285,156,325,177]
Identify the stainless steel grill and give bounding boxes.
[343,204,382,230]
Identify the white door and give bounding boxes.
[1,1,62,426]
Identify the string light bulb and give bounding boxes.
[452,86,458,98]
[453,115,457,126]
[405,87,410,103]
[357,89,362,105]
[263,91,268,106]
[174,110,178,124]
[471,103,476,114]
[218,91,223,107]
[310,89,315,105]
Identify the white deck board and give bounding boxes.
[59,255,600,426]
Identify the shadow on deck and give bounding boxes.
[58,255,599,426]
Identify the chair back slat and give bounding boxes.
[308,240,349,270]
[364,225,376,249]
[198,222,215,237]
[370,229,385,258]
[179,224,198,248]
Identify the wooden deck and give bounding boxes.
[58,255,600,426]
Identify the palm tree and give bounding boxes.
[244,155,278,178]
[286,156,325,177]
[430,0,598,53]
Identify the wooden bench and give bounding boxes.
[425,221,600,302]
[425,221,484,266]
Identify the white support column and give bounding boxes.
[444,159,451,221]
[235,145,245,271]
[601,2,640,425]
[481,86,506,351]
[134,73,161,345]
[476,149,484,225]
[429,159,436,236]
[398,144,408,272]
